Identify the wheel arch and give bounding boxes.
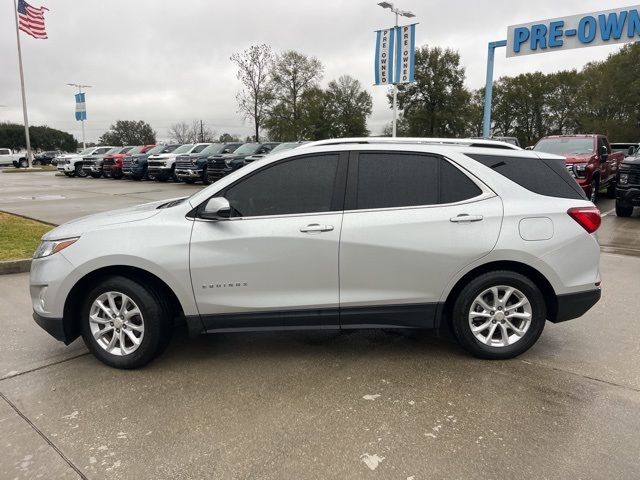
[438,260,557,335]
[62,265,184,344]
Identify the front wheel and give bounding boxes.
[606,181,616,199]
[451,271,546,359]
[90,172,102,179]
[80,276,174,369]
[19,158,28,168]
[75,164,87,178]
[589,178,599,203]
[202,169,211,185]
[183,178,196,184]
[64,172,75,177]
[616,203,634,217]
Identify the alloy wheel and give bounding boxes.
[89,291,145,356]
[468,285,532,347]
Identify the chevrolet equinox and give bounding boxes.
[31,138,602,368]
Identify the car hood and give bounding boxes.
[562,154,594,164]
[622,157,640,167]
[42,199,174,240]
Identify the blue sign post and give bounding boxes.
[482,5,640,138]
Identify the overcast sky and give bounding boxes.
[0,0,633,143]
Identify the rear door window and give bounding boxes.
[352,152,482,210]
[466,153,586,200]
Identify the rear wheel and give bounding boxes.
[615,203,634,217]
[451,271,546,359]
[80,276,173,369]
[75,164,87,178]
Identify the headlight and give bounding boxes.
[573,163,588,178]
[33,237,79,259]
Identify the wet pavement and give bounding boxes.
[1,170,640,479]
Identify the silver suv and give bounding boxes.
[30,138,602,369]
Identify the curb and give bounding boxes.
[0,259,31,275]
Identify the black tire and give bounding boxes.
[90,172,102,179]
[171,166,179,182]
[64,172,75,177]
[202,168,211,185]
[451,270,546,360]
[33,159,42,166]
[183,178,196,184]
[616,203,634,218]
[80,276,174,369]
[113,171,123,180]
[589,177,599,203]
[19,158,28,168]
[75,164,87,178]
[606,181,616,199]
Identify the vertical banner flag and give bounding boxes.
[374,28,395,85]
[395,23,416,83]
[75,93,87,121]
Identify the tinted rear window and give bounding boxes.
[466,153,586,200]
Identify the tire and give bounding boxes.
[589,177,599,203]
[616,203,634,218]
[75,164,87,178]
[171,166,179,182]
[80,276,174,369]
[64,172,75,177]
[90,172,102,179]
[451,270,546,360]
[183,178,196,184]
[113,171,123,180]
[19,158,28,168]
[202,169,211,185]
[33,159,42,166]
[606,181,616,199]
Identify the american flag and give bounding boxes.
[17,0,49,40]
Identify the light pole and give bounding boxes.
[66,83,91,149]
[378,1,415,137]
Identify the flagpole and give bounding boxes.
[13,0,33,168]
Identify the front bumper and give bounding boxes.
[175,168,202,179]
[550,288,601,323]
[616,186,640,206]
[147,166,171,176]
[33,312,71,344]
[57,163,75,172]
[82,165,102,173]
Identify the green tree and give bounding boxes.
[265,50,324,140]
[218,133,241,143]
[98,120,156,145]
[231,44,274,142]
[298,87,332,141]
[0,122,77,152]
[392,45,471,137]
[325,75,372,137]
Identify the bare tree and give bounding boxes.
[168,120,216,143]
[231,44,274,142]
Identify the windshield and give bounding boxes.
[172,144,194,154]
[120,146,136,154]
[234,143,260,155]
[191,144,210,153]
[534,138,594,155]
[200,143,226,155]
[270,142,299,154]
[78,148,94,155]
[106,147,123,154]
[127,146,144,155]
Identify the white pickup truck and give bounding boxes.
[56,146,114,177]
[0,148,27,167]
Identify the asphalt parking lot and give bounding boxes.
[1,171,640,479]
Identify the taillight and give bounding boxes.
[567,207,601,233]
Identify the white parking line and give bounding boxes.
[601,208,616,217]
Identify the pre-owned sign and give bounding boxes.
[507,5,640,57]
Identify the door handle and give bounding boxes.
[300,223,334,233]
[450,214,483,223]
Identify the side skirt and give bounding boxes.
[186,303,442,335]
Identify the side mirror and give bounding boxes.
[222,148,231,154]
[200,197,231,220]
[600,145,608,155]
[628,146,635,156]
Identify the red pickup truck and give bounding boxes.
[533,134,624,202]
[103,145,155,179]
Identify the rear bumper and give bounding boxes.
[549,288,601,323]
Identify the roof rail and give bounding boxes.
[299,137,521,150]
